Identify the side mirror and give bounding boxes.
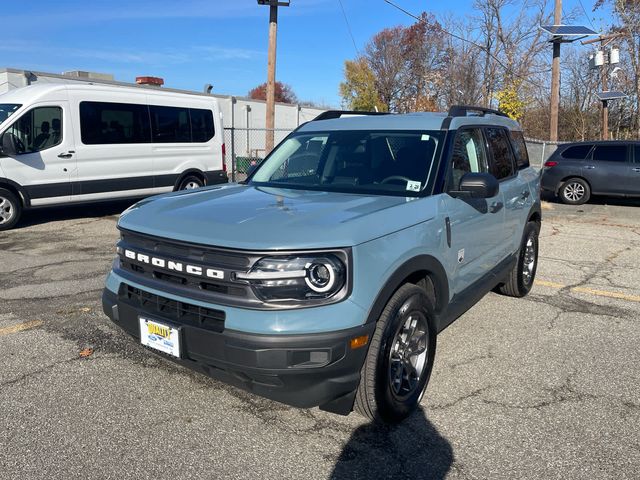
[453,172,499,199]
[1,133,18,156]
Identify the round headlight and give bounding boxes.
[305,262,336,293]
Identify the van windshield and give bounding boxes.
[0,104,21,126]
[249,130,443,197]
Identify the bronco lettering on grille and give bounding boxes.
[123,249,224,280]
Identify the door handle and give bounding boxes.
[489,201,503,213]
[58,152,74,159]
[584,165,596,169]
[633,167,640,172]
[521,190,530,199]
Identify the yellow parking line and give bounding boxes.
[0,320,44,336]
[534,280,640,303]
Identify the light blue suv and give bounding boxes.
[102,106,541,423]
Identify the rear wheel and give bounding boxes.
[559,178,590,205]
[0,188,22,231]
[354,284,437,423]
[497,221,540,298]
[178,175,204,191]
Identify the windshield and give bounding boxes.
[250,130,443,196]
[0,104,21,126]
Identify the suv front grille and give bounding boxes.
[119,284,225,333]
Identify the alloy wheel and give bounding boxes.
[388,312,429,400]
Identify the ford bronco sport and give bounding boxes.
[102,106,541,423]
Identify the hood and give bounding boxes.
[118,184,436,250]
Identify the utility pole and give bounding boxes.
[258,1,290,154]
[582,33,623,140]
[549,0,562,142]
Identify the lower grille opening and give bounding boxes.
[119,284,225,333]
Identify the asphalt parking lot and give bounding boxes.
[1,197,639,480]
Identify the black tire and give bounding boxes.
[559,177,590,205]
[497,221,540,298]
[0,188,22,231]
[177,175,204,191]
[354,284,437,423]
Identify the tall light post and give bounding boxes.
[258,0,290,154]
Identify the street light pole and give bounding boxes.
[549,0,562,142]
[258,1,290,154]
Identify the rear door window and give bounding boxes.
[592,145,628,163]
[485,127,515,180]
[561,145,593,160]
[80,102,151,144]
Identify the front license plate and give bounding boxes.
[139,317,181,358]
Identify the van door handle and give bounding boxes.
[521,190,530,199]
[58,151,74,159]
[584,165,596,169]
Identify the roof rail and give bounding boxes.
[312,110,390,121]
[448,105,509,118]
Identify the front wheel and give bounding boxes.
[354,284,437,423]
[0,188,22,231]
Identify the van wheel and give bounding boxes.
[0,188,22,231]
[178,175,204,191]
[354,284,437,423]
[497,221,540,298]
[559,178,590,205]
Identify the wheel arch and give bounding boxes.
[173,169,206,191]
[0,178,30,208]
[364,255,449,326]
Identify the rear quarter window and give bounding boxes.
[509,130,529,170]
[560,145,592,160]
[592,145,628,162]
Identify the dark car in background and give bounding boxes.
[541,141,640,205]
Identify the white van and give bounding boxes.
[0,83,227,230]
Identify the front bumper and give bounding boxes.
[102,287,374,415]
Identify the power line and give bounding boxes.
[337,0,360,55]
[577,0,597,31]
[382,0,547,90]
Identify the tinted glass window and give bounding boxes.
[80,102,150,144]
[592,145,627,162]
[561,145,592,160]
[449,128,487,190]
[190,108,215,142]
[635,145,640,164]
[6,106,62,154]
[251,130,443,197]
[485,127,515,180]
[150,106,191,143]
[509,130,530,170]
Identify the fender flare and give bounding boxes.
[0,177,30,207]
[364,254,450,325]
[527,200,542,223]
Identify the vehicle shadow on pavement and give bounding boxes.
[14,199,137,229]
[330,407,453,479]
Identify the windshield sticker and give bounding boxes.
[421,134,431,141]
[406,181,421,192]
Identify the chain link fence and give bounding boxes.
[224,127,293,181]
[223,127,565,180]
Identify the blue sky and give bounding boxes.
[2,0,610,107]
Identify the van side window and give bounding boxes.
[80,102,151,144]
[190,108,215,142]
[448,128,488,190]
[592,145,627,162]
[6,106,63,154]
[485,127,516,180]
[150,106,191,143]
[509,130,530,170]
